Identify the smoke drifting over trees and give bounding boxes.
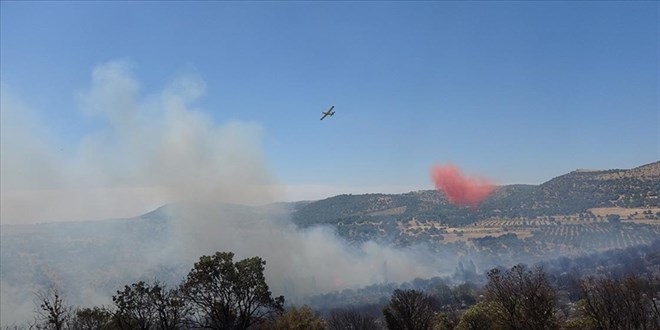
[3,61,659,328]
[1,60,277,224]
[0,61,447,324]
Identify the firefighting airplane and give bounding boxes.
[320,106,335,120]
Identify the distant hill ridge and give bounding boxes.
[1,162,658,320]
[292,162,660,227]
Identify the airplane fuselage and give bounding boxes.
[320,106,335,120]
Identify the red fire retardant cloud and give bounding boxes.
[430,164,495,209]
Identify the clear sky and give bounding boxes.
[1,1,659,222]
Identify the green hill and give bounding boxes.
[292,162,660,228]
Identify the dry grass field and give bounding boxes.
[394,207,660,247]
[440,229,534,244]
[589,207,660,219]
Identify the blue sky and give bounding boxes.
[1,2,659,217]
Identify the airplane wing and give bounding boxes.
[320,106,335,120]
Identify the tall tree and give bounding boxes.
[327,307,378,330]
[112,280,187,330]
[455,301,499,330]
[69,307,113,330]
[181,251,284,330]
[382,289,439,330]
[35,289,70,330]
[261,306,324,330]
[150,284,188,330]
[578,275,660,330]
[112,281,158,330]
[483,265,558,330]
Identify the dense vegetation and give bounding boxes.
[8,242,660,329]
[3,162,660,329]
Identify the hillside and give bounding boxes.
[288,162,660,251]
[2,162,660,326]
[483,161,660,217]
[293,162,660,228]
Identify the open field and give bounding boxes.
[440,229,534,244]
[589,207,660,219]
[392,208,660,249]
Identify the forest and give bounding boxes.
[7,239,660,330]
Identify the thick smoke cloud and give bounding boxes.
[1,61,448,325]
[1,61,279,223]
[429,164,495,209]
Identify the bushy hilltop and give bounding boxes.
[291,190,475,230]
[481,161,660,217]
[292,161,660,228]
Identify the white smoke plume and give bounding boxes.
[0,61,443,325]
[2,61,280,222]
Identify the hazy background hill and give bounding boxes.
[2,162,660,325]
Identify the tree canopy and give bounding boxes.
[181,251,284,330]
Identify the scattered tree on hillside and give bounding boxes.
[451,282,480,307]
[606,214,621,224]
[455,260,478,283]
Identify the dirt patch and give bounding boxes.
[367,206,407,216]
[441,229,533,244]
[589,207,660,219]
[622,219,660,225]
